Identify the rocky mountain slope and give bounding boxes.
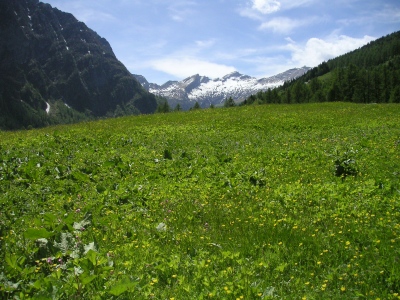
[0,0,157,129]
[134,67,310,109]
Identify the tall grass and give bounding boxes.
[1,103,399,299]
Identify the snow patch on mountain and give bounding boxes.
[133,66,310,110]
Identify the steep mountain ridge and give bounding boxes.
[134,67,310,109]
[0,0,157,129]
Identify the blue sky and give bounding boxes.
[41,0,400,84]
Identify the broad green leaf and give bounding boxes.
[24,228,52,239]
[109,284,128,296]
[5,254,21,271]
[81,274,97,285]
[85,248,97,265]
[109,280,138,296]
[71,171,90,183]
[43,213,57,228]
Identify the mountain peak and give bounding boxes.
[138,67,310,110]
[220,71,252,81]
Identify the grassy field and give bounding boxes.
[1,102,399,299]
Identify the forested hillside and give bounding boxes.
[244,31,400,105]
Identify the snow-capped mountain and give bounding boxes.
[133,67,310,110]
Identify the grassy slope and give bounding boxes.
[1,103,400,299]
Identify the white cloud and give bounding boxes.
[278,0,316,10]
[195,39,217,48]
[167,1,197,22]
[252,0,281,14]
[240,0,315,18]
[285,37,296,44]
[287,34,376,67]
[259,16,323,34]
[149,57,236,79]
[76,10,116,23]
[259,17,306,34]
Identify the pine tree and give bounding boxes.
[389,86,400,103]
[224,97,236,107]
[192,102,201,110]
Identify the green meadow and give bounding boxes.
[1,102,399,299]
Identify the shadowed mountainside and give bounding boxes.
[0,0,157,129]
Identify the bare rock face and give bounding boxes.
[0,0,157,129]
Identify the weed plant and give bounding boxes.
[0,103,399,299]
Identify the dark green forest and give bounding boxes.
[243,31,400,105]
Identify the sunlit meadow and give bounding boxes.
[1,102,399,299]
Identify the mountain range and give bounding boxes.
[134,67,310,109]
[0,0,157,129]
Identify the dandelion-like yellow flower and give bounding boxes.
[341,286,346,292]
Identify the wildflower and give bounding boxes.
[341,286,346,292]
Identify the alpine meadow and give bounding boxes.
[1,103,400,299]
